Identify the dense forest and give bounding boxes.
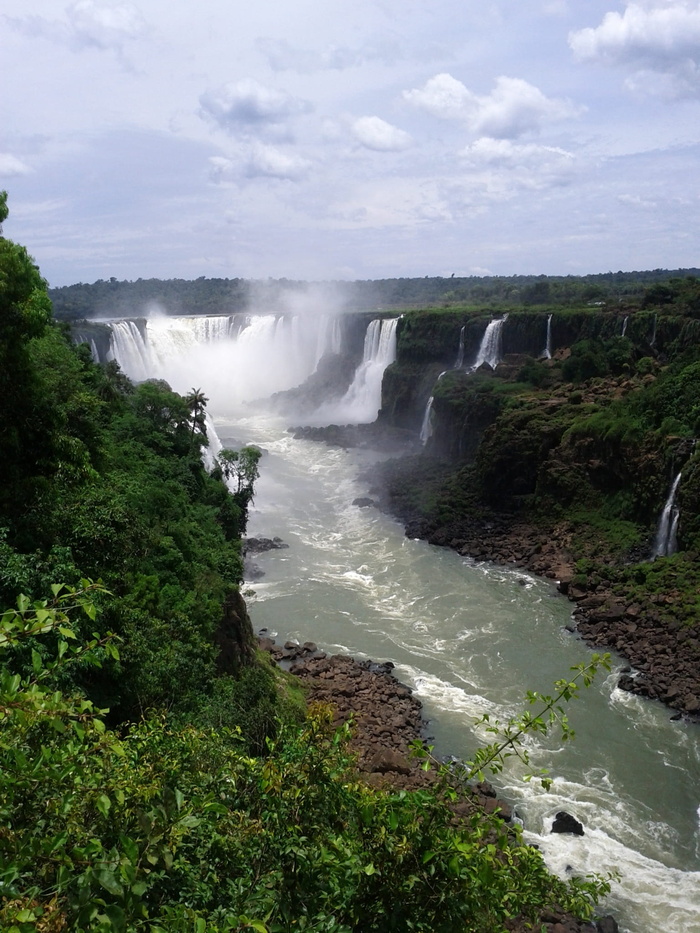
[48,268,700,322]
[0,194,615,930]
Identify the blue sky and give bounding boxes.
[2,0,699,286]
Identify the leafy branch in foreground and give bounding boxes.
[412,653,612,791]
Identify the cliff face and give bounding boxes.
[374,305,700,716]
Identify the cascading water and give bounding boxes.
[420,371,447,446]
[652,472,682,559]
[542,314,553,360]
[315,317,398,424]
[621,316,629,337]
[419,397,434,446]
[471,314,508,371]
[105,312,347,411]
[420,317,508,447]
[454,325,466,369]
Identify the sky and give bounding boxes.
[1,0,700,287]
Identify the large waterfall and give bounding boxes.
[102,311,394,425]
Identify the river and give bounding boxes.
[102,311,700,933]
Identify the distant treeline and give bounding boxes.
[49,268,700,321]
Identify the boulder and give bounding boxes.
[551,811,584,836]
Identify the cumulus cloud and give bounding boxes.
[403,73,474,121]
[6,0,147,58]
[0,153,32,177]
[403,73,581,137]
[351,116,412,151]
[245,143,312,181]
[459,138,577,191]
[199,78,312,139]
[569,2,700,96]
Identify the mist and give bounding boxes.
[102,285,397,427]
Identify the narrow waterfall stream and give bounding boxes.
[102,312,699,933]
[652,472,682,559]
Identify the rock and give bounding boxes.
[352,497,375,508]
[596,917,619,933]
[244,536,289,553]
[551,811,584,836]
[366,749,412,775]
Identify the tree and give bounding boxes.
[185,386,209,440]
[217,446,262,499]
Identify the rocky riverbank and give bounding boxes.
[283,422,699,721]
[258,633,619,933]
[395,511,700,721]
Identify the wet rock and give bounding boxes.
[244,536,289,553]
[551,811,584,836]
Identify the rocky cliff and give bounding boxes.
[371,304,700,718]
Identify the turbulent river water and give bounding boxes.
[103,312,700,933]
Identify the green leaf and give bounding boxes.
[96,869,124,897]
[31,649,43,675]
[103,904,126,931]
[96,794,111,818]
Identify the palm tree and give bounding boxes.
[185,387,209,440]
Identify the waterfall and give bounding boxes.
[105,312,348,410]
[541,314,552,359]
[471,315,508,371]
[621,316,629,337]
[327,318,398,424]
[650,314,657,348]
[652,472,682,559]
[420,397,434,445]
[420,371,447,447]
[454,326,466,369]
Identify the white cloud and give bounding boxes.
[460,137,577,189]
[351,116,412,151]
[6,0,146,58]
[570,2,700,96]
[245,143,312,180]
[403,73,581,137]
[67,0,146,51]
[403,73,474,121]
[199,79,312,138]
[0,153,32,177]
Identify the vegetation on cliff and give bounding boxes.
[377,298,700,713]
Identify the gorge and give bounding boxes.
[88,304,700,933]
